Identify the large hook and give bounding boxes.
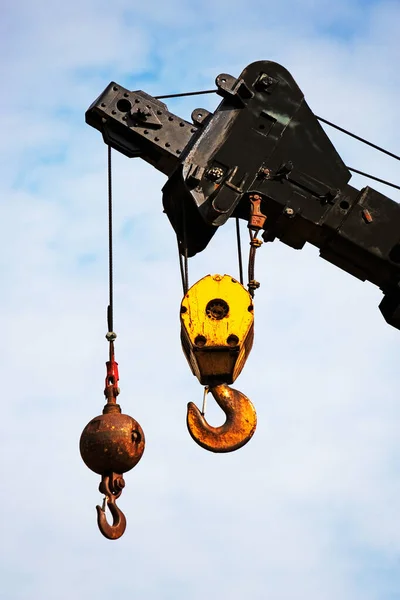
[187,384,257,453]
[96,473,127,540]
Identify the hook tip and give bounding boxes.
[96,501,127,540]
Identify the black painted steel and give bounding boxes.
[86,61,400,330]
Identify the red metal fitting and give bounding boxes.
[248,195,267,231]
[104,343,120,399]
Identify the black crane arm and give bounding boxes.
[86,60,400,330]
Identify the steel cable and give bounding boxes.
[153,88,399,190]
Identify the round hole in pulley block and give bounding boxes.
[206,299,229,320]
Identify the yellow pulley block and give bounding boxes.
[180,274,254,386]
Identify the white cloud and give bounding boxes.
[1,0,400,599]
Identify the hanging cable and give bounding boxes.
[106,146,116,342]
[246,195,266,298]
[235,218,244,285]
[176,199,189,295]
[316,116,400,162]
[247,230,262,298]
[183,215,189,294]
[177,236,187,295]
[346,167,400,191]
[154,87,400,189]
[154,87,399,162]
[155,89,217,100]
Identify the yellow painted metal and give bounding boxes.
[180,274,254,386]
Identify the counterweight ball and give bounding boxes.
[80,408,145,475]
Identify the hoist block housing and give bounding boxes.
[180,274,254,386]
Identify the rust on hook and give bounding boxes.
[96,473,127,540]
[187,384,257,453]
[96,496,127,540]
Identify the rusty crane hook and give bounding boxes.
[96,473,127,540]
[96,497,126,540]
[187,384,257,453]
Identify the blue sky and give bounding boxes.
[1,1,400,599]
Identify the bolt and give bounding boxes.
[362,209,373,223]
[115,477,125,489]
[194,335,207,347]
[258,167,273,180]
[227,334,239,347]
[135,107,151,120]
[257,73,276,92]
[284,207,295,217]
[206,166,225,182]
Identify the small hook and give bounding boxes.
[96,497,127,540]
[96,473,126,540]
[187,383,257,453]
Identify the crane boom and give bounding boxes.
[86,60,400,330]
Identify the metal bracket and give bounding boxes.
[86,83,198,175]
[215,73,254,106]
[86,61,400,330]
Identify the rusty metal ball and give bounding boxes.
[80,409,145,475]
